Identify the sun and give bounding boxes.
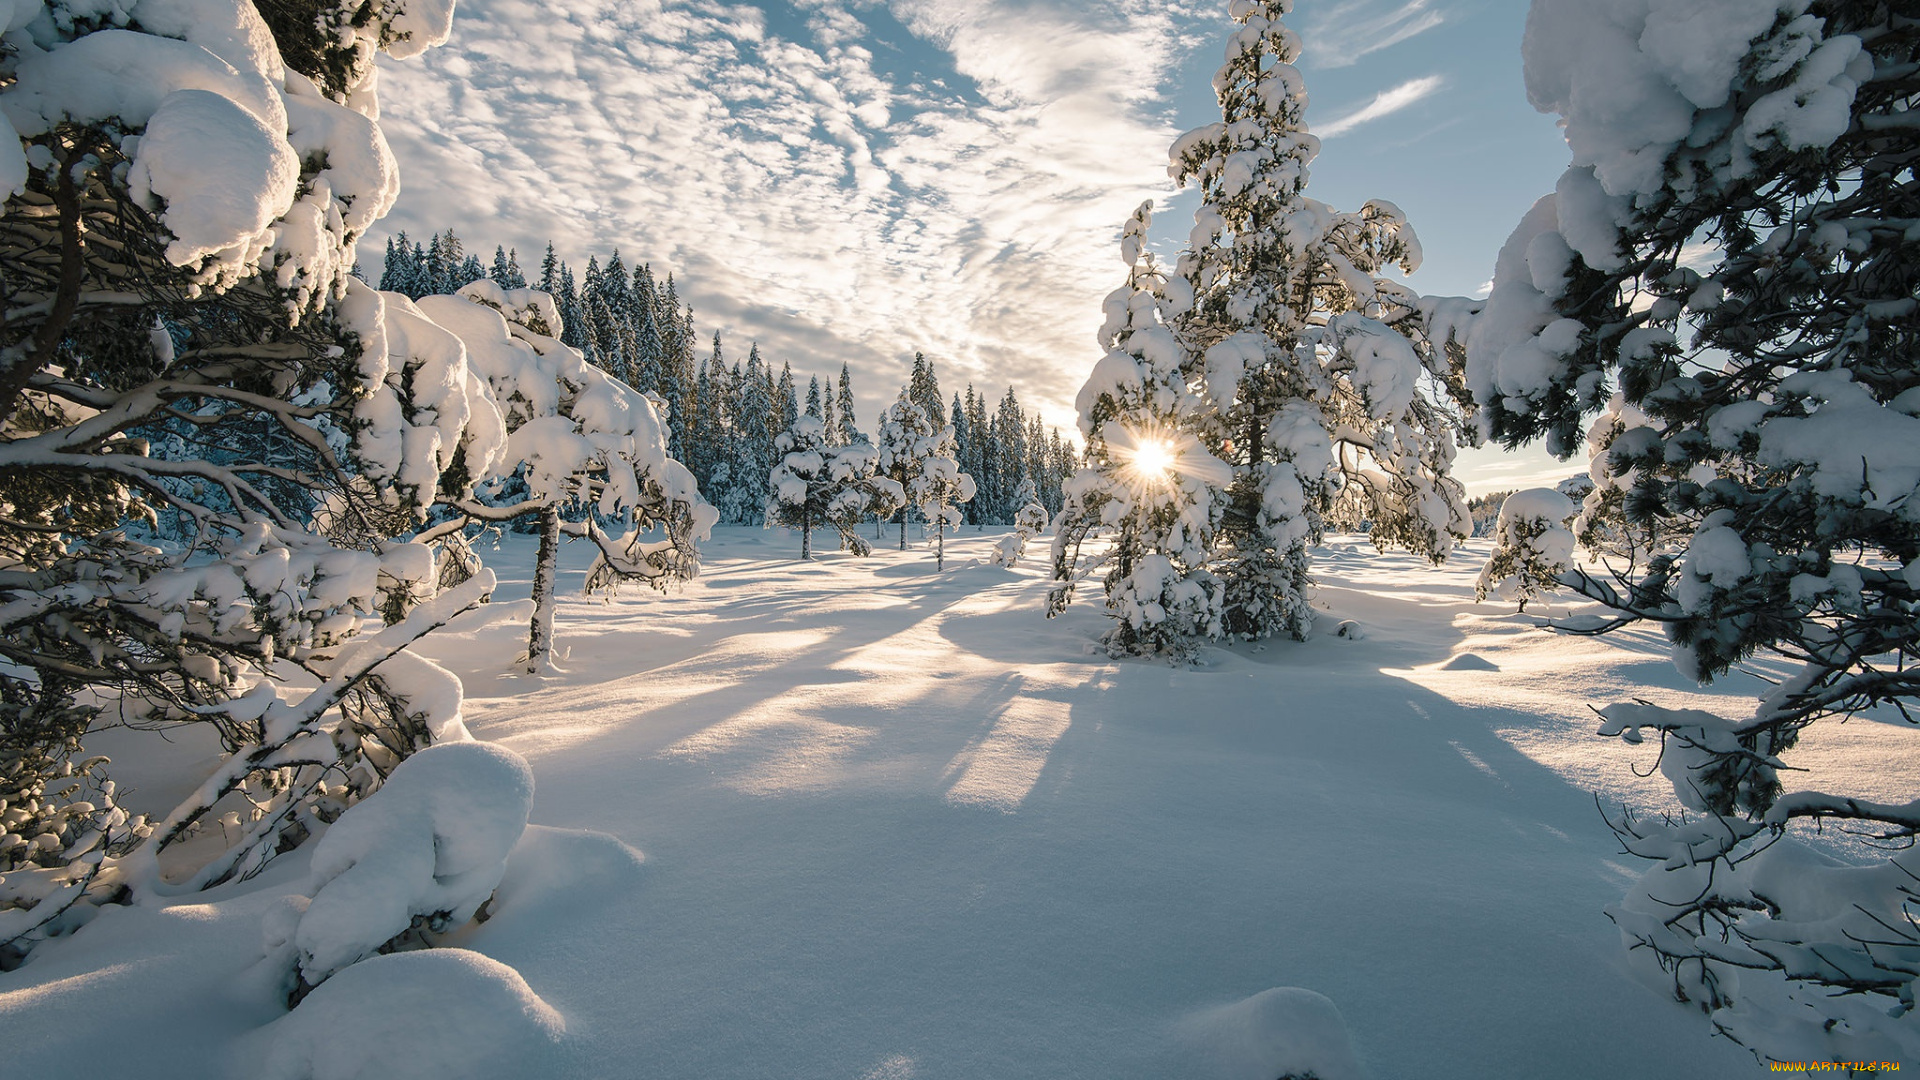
[1109,425,1229,493]
[1129,437,1176,482]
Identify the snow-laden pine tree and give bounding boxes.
[1474,488,1575,613]
[1050,203,1233,660]
[1453,0,1920,1062]
[908,353,943,446]
[876,388,935,550]
[766,415,902,559]
[0,0,502,951]
[985,386,1028,524]
[835,362,861,444]
[908,417,976,571]
[423,281,714,674]
[775,360,798,438]
[992,477,1050,569]
[718,344,775,525]
[1051,1,1467,657]
[1169,0,1468,642]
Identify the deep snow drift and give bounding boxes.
[6,526,1904,1078]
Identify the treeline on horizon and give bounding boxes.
[377,230,1081,528]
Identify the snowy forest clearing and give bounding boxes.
[7,525,1901,1078]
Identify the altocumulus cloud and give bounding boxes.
[370,0,1218,428]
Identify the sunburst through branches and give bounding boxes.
[1110,425,1229,497]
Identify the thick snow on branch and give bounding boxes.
[424,284,708,526]
[2,0,410,300]
[292,740,535,989]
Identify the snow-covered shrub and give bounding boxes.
[991,478,1049,568]
[1453,0,1920,1062]
[288,741,533,996]
[765,415,902,559]
[1474,488,1575,611]
[0,0,490,954]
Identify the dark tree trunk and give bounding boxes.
[527,503,561,674]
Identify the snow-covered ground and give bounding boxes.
[8,525,1909,1078]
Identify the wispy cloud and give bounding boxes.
[1296,0,1448,69]
[1315,74,1446,138]
[368,0,1214,431]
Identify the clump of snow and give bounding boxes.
[1327,312,1420,418]
[383,0,458,60]
[1495,488,1576,531]
[291,741,535,988]
[4,28,286,137]
[263,948,564,1080]
[1758,370,1920,516]
[1460,197,1570,445]
[1523,0,1804,196]
[127,88,298,280]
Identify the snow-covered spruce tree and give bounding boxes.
[1458,0,1920,1062]
[908,417,975,571]
[0,0,502,952]
[424,281,714,675]
[991,477,1049,569]
[721,344,776,525]
[835,362,861,444]
[766,415,902,559]
[1168,0,1468,642]
[1051,2,1468,655]
[876,387,935,550]
[1474,488,1576,613]
[1050,203,1233,660]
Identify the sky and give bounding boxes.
[367,0,1579,495]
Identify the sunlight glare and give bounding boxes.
[1129,437,1175,483]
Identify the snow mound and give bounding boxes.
[1175,987,1366,1080]
[1440,653,1499,671]
[292,741,535,987]
[489,825,646,920]
[263,948,564,1080]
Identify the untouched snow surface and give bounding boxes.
[6,527,1908,1077]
